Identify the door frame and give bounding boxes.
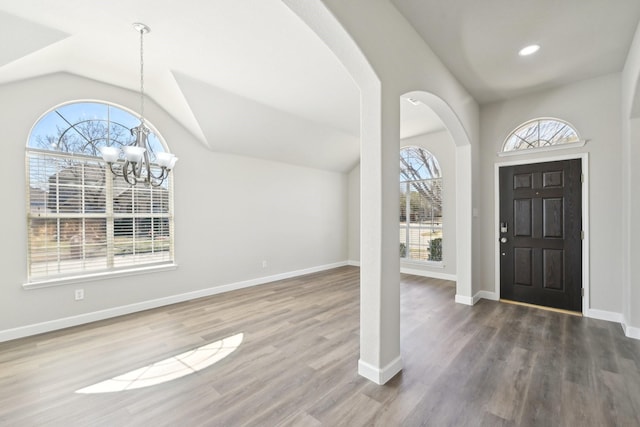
[494,152,589,313]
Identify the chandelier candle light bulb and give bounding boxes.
[99,146,120,163]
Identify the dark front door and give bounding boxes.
[499,159,582,311]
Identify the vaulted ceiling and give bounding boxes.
[1,1,639,172]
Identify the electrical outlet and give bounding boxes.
[262,260,268,268]
[75,289,84,301]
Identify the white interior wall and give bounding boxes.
[0,73,349,337]
[622,21,640,337]
[479,73,623,315]
[627,118,640,329]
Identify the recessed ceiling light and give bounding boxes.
[519,44,540,56]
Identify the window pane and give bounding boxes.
[27,101,175,282]
[503,118,579,152]
[28,218,108,279]
[399,146,443,263]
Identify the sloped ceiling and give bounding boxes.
[0,0,364,172]
[0,11,68,68]
[174,72,360,171]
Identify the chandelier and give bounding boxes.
[100,23,177,187]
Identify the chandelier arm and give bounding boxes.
[107,162,121,179]
[123,161,137,186]
[148,166,167,180]
[149,174,166,188]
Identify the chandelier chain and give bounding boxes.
[139,26,145,125]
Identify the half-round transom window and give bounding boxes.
[28,102,167,158]
[502,118,580,152]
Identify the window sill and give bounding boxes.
[401,259,445,269]
[23,263,178,290]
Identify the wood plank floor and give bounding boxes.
[1,266,639,426]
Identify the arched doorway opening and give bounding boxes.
[283,1,475,383]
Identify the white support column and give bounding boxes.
[455,144,473,305]
[357,88,402,384]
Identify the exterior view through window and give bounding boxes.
[503,118,580,152]
[399,146,442,262]
[26,101,174,282]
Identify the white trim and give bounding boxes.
[494,153,589,314]
[400,267,456,281]
[585,309,623,323]
[622,322,640,340]
[358,356,403,385]
[345,261,456,281]
[455,294,474,306]
[23,263,179,290]
[0,261,348,343]
[473,290,499,304]
[401,259,445,269]
[497,140,587,157]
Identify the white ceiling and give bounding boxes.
[1,1,639,172]
[391,0,640,104]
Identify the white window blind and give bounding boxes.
[26,102,174,283]
[399,147,442,262]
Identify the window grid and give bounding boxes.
[399,147,443,262]
[26,102,174,283]
[503,118,580,152]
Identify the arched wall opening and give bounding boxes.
[283,0,476,383]
[402,91,473,303]
[399,93,458,282]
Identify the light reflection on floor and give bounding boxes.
[75,333,243,394]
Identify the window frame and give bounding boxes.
[25,101,176,288]
[499,117,585,156]
[399,146,443,265]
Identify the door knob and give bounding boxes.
[500,237,508,243]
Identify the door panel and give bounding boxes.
[499,159,582,311]
[543,198,563,238]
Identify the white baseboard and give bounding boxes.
[358,355,403,385]
[0,261,348,343]
[584,308,624,323]
[455,294,474,306]
[473,290,499,304]
[622,321,640,340]
[584,309,640,341]
[400,267,456,282]
[347,260,360,267]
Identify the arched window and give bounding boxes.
[502,118,581,152]
[26,101,174,283]
[399,147,442,262]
